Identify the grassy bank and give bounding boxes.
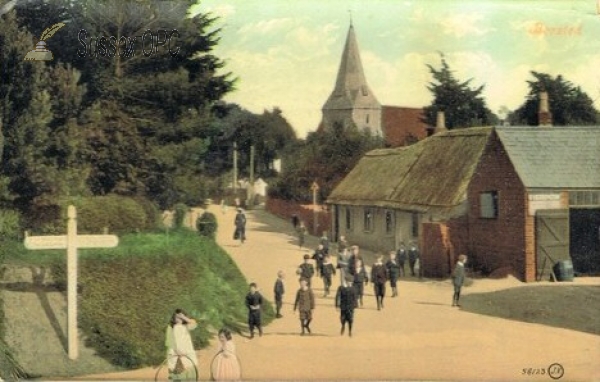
[0,230,273,373]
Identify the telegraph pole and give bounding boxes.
[233,141,238,192]
[248,144,255,206]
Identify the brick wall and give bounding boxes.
[266,197,331,237]
[468,132,530,281]
[421,216,469,278]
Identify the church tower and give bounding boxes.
[320,23,382,136]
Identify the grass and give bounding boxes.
[462,285,600,335]
[0,230,273,375]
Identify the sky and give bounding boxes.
[190,0,600,138]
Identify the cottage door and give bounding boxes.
[535,209,570,281]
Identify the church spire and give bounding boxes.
[321,23,382,135]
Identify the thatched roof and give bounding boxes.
[327,127,493,212]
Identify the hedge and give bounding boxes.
[49,230,273,368]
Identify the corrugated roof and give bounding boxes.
[327,127,493,210]
[496,127,600,189]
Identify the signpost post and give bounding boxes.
[24,205,118,360]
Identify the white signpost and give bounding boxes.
[24,205,118,360]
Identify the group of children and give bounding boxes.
[244,235,469,339]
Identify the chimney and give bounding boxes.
[538,90,552,127]
[435,111,447,134]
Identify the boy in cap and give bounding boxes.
[335,274,358,337]
[297,254,315,287]
[273,271,285,318]
[245,283,263,338]
[452,255,468,307]
[293,279,315,335]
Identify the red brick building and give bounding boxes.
[328,126,600,282]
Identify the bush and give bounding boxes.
[173,203,188,229]
[22,195,160,235]
[0,210,21,241]
[48,231,271,368]
[196,212,218,240]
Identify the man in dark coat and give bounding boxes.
[371,254,388,310]
[312,244,326,277]
[335,274,358,337]
[408,241,419,276]
[452,255,467,307]
[234,208,247,243]
[245,283,263,338]
[396,242,407,277]
[386,251,401,297]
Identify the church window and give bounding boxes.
[361,86,368,96]
[366,114,370,124]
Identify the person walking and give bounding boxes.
[165,309,198,380]
[297,254,315,287]
[337,248,351,287]
[396,242,407,277]
[319,231,330,255]
[293,279,315,335]
[408,241,420,277]
[273,271,285,318]
[347,245,362,276]
[371,254,388,310]
[312,244,326,277]
[452,255,468,307]
[335,275,358,337]
[297,221,307,249]
[211,328,241,381]
[352,258,368,307]
[386,251,401,297]
[336,235,348,255]
[234,208,247,244]
[321,254,336,297]
[291,214,299,230]
[245,283,263,338]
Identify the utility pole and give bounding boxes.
[233,141,238,192]
[248,144,255,206]
[310,181,320,235]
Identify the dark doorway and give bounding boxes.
[570,208,600,275]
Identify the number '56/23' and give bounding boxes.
[522,368,546,375]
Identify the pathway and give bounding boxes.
[82,205,600,381]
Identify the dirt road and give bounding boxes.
[82,205,600,382]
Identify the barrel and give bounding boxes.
[553,260,574,282]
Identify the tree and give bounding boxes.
[423,55,497,129]
[509,72,599,126]
[270,123,384,202]
[13,0,236,208]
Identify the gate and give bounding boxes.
[535,209,570,281]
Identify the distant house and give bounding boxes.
[327,126,600,282]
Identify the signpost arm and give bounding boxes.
[67,205,78,360]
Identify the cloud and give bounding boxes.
[440,12,493,38]
[238,18,294,36]
[191,3,235,20]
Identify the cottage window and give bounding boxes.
[364,208,374,232]
[411,212,419,237]
[569,191,600,207]
[345,207,353,231]
[385,210,394,234]
[480,191,499,218]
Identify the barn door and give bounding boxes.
[535,209,570,281]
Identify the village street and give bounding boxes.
[83,205,600,382]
